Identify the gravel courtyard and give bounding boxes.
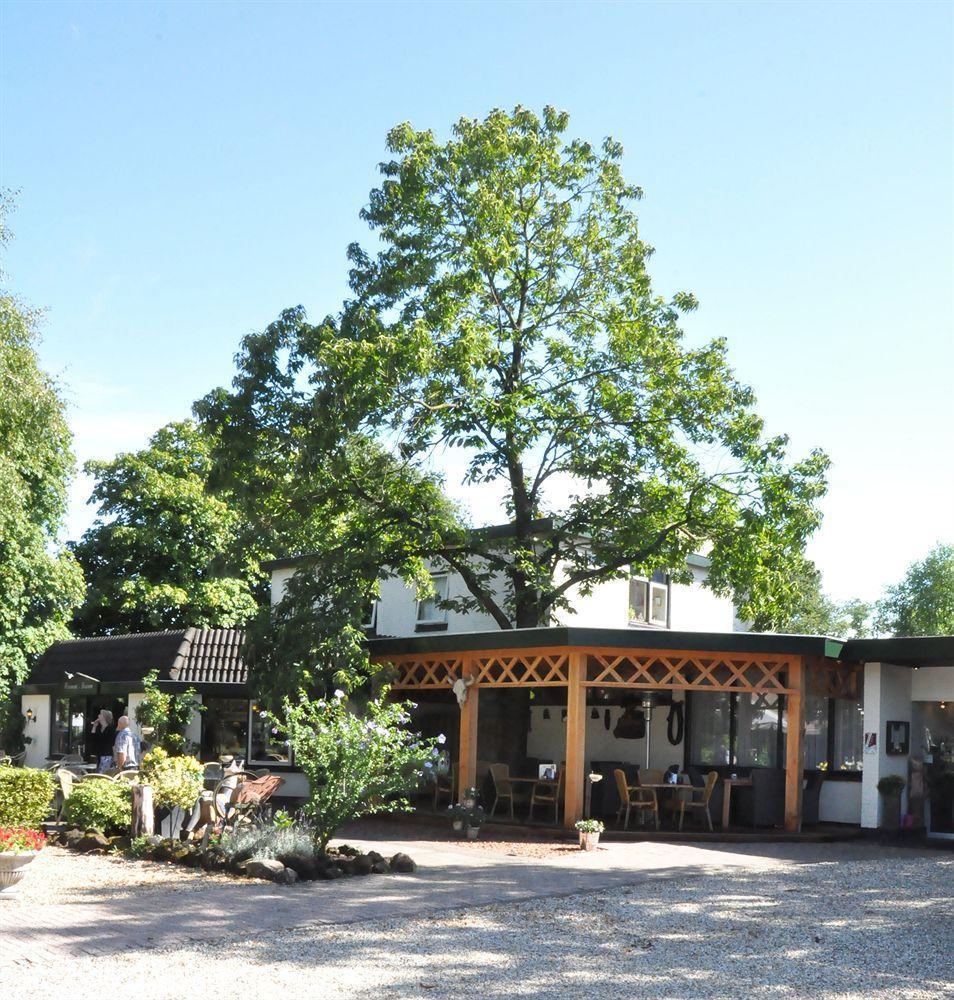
[2,835,951,999]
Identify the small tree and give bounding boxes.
[134,670,203,754]
[875,543,954,637]
[279,689,443,852]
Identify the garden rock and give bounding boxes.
[319,865,344,880]
[390,852,417,873]
[275,866,298,885]
[77,831,111,853]
[372,859,392,875]
[246,858,287,882]
[280,852,320,880]
[63,829,86,850]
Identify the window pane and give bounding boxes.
[690,692,732,765]
[418,575,448,622]
[650,584,668,625]
[629,579,648,622]
[735,693,779,767]
[803,695,830,770]
[201,698,249,761]
[833,698,864,772]
[250,708,290,764]
[52,698,70,756]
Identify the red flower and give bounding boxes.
[0,826,46,853]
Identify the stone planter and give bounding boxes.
[451,820,463,833]
[881,792,902,831]
[465,825,480,840]
[579,831,600,851]
[0,852,38,899]
[154,805,186,841]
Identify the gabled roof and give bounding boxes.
[26,628,247,688]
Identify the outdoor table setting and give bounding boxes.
[721,775,754,829]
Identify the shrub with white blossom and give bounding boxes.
[279,688,444,851]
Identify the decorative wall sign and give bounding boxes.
[885,720,910,756]
[863,731,878,754]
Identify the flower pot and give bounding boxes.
[451,820,463,832]
[881,792,902,831]
[465,826,480,840]
[0,852,37,899]
[579,831,600,851]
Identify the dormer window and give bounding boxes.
[361,600,377,631]
[417,573,449,626]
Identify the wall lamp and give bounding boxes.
[24,709,36,723]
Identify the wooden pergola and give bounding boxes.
[370,627,857,833]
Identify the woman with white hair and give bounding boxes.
[90,709,116,772]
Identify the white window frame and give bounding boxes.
[628,577,649,625]
[417,573,449,624]
[649,582,669,626]
[362,600,378,630]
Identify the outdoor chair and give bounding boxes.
[636,768,665,787]
[55,768,76,818]
[214,772,285,832]
[677,770,719,830]
[528,765,565,825]
[802,771,825,826]
[433,762,457,812]
[4,751,26,767]
[113,769,140,783]
[735,767,785,828]
[488,763,516,820]
[614,768,659,830]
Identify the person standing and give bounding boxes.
[90,709,116,771]
[113,715,141,770]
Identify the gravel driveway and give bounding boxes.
[2,836,951,999]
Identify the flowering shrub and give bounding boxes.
[279,688,442,850]
[0,826,47,853]
[139,748,204,810]
[0,766,56,829]
[62,780,131,833]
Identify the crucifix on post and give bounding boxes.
[452,660,479,803]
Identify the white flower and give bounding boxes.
[333,689,345,700]
[437,733,446,745]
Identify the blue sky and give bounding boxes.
[1,1,951,604]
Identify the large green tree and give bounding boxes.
[205,106,829,634]
[71,420,260,635]
[0,197,84,704]
[874,543,954,637]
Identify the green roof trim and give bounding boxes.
[824,639,845,660]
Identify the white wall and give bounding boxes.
[819,781,862,824]
[184,695,203,750]
[669,565,737,632]
[911,666,954,702]
[20,695,51,768]
[126,693,147,737]
[861,662,912,828]
[525,696,685,774]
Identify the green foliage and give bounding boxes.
[201,107,829,662]
[874,543,954,637]
[134,669,203,754]
[62,779,131,833]
[575,819,605,834]
[750,559,870,637]
[0,703,29,755]
[877,774,905,795]
[279,688,441,851]
[70,420,260,635]
[0,195,84,704]
[138,747,204,810]
[0,765,55,829]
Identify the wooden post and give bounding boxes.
[784,656,806,832]
[563,650,586,828]
[457,656,479,802]
[131,783,154,837]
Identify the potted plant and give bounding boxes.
[447,802,466,833]
[877,774,905,830]
[452,788,485,839]
[575,818,604,851]
[465,803,486,839]
[0,827,46,898]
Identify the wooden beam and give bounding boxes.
[457,655,479,802]
[784,655,806,832]
[563,650,586,828]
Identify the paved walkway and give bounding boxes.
[0,833,944,969]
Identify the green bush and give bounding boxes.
[63,780,131,834]
[0,766,56,829]
[139,748,204,810]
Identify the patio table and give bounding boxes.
[721,777,753,828]
[637,782,691,828]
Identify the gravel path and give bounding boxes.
[3,839,951,998]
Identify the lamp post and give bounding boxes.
[641,692,653,771]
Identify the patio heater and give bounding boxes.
[641,691,653,770]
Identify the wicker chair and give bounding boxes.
[528,765,565,825]
[488,764,516,820]
[614,768,659,830]
[677,770,719,831]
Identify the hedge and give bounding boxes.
[0,766,56,829]
[63,780,132,834]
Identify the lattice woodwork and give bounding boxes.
[473,652,569,687]
[584,649,796,694]
[807,658,860,700]
[386,655,464,690]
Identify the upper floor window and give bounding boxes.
[417,574,449,625]
[362,600,377,631]
[629,571,669,627]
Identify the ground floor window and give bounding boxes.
[735,693,781,767]
[201,697,249,760]
[804,694,830,770]
[833,697,864,772]
[249,704,290,764]
[689,692,732,765]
